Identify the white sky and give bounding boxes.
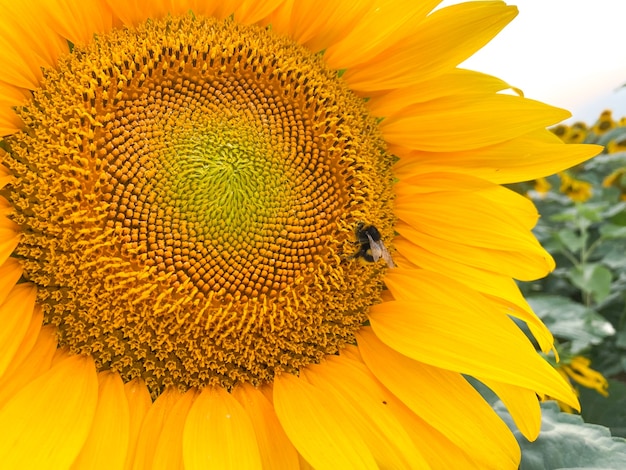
[439,0,626,124]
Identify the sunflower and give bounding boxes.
[557,356,609,398]
[603,167,626,200]
[550,121,588,145]
[532,176,552,198]
[558,171,593,202]
[591,110,617,136]
[551,355,609,414]
[0,1,600,468]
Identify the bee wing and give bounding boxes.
[367,233,395,268]
[379,245,396,268]
[366,233,382,260]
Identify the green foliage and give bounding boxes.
[528,295,614,354]
[494,401,626,470]
[519,148,626,430]
[579,379,626,438]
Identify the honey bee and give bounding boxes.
[354,223,395,268]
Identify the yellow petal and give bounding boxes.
[0,81,31,101]
[323,0,441,70]
[202,0,280,23]
[393,177,555,281]
[0,83,30,136]
[344,2,517,92]
[382,94,570,152]
[123,378,153,470]
[0,257,24,307]
[153,389,199,470]
[183,386,262,470]
[0,354,98,468]
[231,0,286,25]
[109,0,283,27]
[72,371,130,469]
[392,240,554,352]
[107,0,173,26]
[0,305,43,381]
[131,387,183,470]
[303,354,430,468]
[396,171,540,229]
[369,269,579,409]
[297,454,315,469]
[336,349,486,468]
[0,160,15,188]
[51,345,72,367]
[0,283,37,378]
[397,220,553,281]
[270,0,373,53]
[565,357,609,396]
[355,328,520,468]
[0,226,21,267]
[394,129,602,184]
[38,0,113,45]
[0,325,57,409]
[0,195,12,216]
[273,372,378,470]
[389,394,484,469]
[0,35,43,88]
[0,113,22,137]
[480,378,542,441]
[3,3,67,63]
[367,68,514,117]
[395,178,542,244]
[232,383,300,470]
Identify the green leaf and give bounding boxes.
[568,264,613,303]
[579,379,626,438]
[617,326,626,350]
[603,201,626,220]
[589,336,626,377]
[555,228,584,253]
[609,205,626,226]
[596,127,626,146]
[528,295,615,353]
[576,204,606,225]
[599,245,626,271]
[588,265,613,304]
[600,224,626,240]
[494,401,626,469]
[585,151,626,173]
[550,207,581,223]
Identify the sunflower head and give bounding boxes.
[558,171,593,202]
[0,1,601,468]
[1,14,398,395]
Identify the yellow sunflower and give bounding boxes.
[603,167,626,200]
[558,172,593,202]
[558,356,609,398]
[0,0,600,468]
[551,356,609,414]
[591,110,617,136]
[606,136,626,155]
[532,176,552,198]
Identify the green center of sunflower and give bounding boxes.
[2,15,395,396]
